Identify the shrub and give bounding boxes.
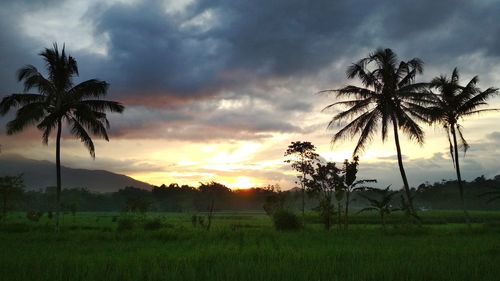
[117,217,135,232]
[272,210,301,231]
[26,211,43,222]
[143,218,162,231]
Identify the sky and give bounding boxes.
[1,0,500,190]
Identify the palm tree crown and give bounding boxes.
[0,43,124,230]
[0,43,124,156]
[425,68,499,159]
[322,48,428,215]
[423,67,499,226]
[323,48,427,154]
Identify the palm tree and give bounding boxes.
[321,48,428,216]
[0,43,124,231]
[424,68,499,226]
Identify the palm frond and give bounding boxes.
[69,79,109,99]
[0,94,46,115]
[6,102,46,135]
[80,100,124,114]
[68,118,96,158]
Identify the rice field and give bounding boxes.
[1,211,500,281]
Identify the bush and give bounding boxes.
[117,217,135,232]
[272,210,301,231]
[143,218,162,231]
[26,211,43,222]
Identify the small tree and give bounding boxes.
[284,141,319,219]
[306,162,342,230]
[263,184,287,216]
[358,186,399,229]
[198,181,231,230]
[0,174,24,220]
[341,157,376,229]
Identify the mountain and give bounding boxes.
[0,154,152,192]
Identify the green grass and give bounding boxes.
[1,211,500,281]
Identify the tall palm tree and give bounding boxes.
[424,68,499,226]
[321,48,428,216]
[0,43,124,231]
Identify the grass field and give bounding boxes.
[1,210,500,281]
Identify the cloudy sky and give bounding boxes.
[1,0,499,189]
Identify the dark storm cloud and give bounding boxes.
[87,0,500,98]
[2,0,500,141]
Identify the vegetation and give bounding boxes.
[0,174,24,220]
[0,44,124,231]
[423,68,499,226]
[1,211,500,281]
[358,186,399,229]
[284,141,319,218]
[321,48,427,216]
[272,209,301,231]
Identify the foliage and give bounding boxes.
[143,218,163,231]
[423,68,499,226]
[341,157,377,229]
[262,184,287,216]
[1,212,500,281]
[306,162,341,230]
[321,48,427,216]
[358,186,400,228]
[0,175,24,219]
[0,43,124,231]
[116,217,135,232]
[272,209,301,231]
[26,211,44,222]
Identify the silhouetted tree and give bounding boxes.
[262,184,287,216]
[306,162,342,230]
[198,181,231,230]
[0,43,124,231]
[321,48,427,217]
[424,68,499,226]
[358,186,399,229]
[284,141,319,218]
[341,157,376,229]
[0,174,24,220]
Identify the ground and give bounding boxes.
[1,211,500,281]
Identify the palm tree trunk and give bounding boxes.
[55,119,62,232]
[450,125,471,227]
[344,191,350,229]
[391,116,416,217]
[301,165,306,220]
[2,194,7,220]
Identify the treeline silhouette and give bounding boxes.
[2,176,499,215]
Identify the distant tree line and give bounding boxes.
[1,175,499,221]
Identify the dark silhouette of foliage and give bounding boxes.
[26,210,44,222]
[117,217,135,232]
[306,162,342,230]
[143,218,162,231]
[284,141,319,218]
[321,48,427,217]
[0,43,124,231]
[0,174,24,220]
[272,209,301,231]
[358,186,399,229]
[341,157,376,229]
[262,184,287,216]
[423,68,499,227]
[198,181,231,230]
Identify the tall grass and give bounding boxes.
[1,211,499,281]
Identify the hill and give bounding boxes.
[0,154,152,192]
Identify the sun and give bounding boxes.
[233,176,254,189]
